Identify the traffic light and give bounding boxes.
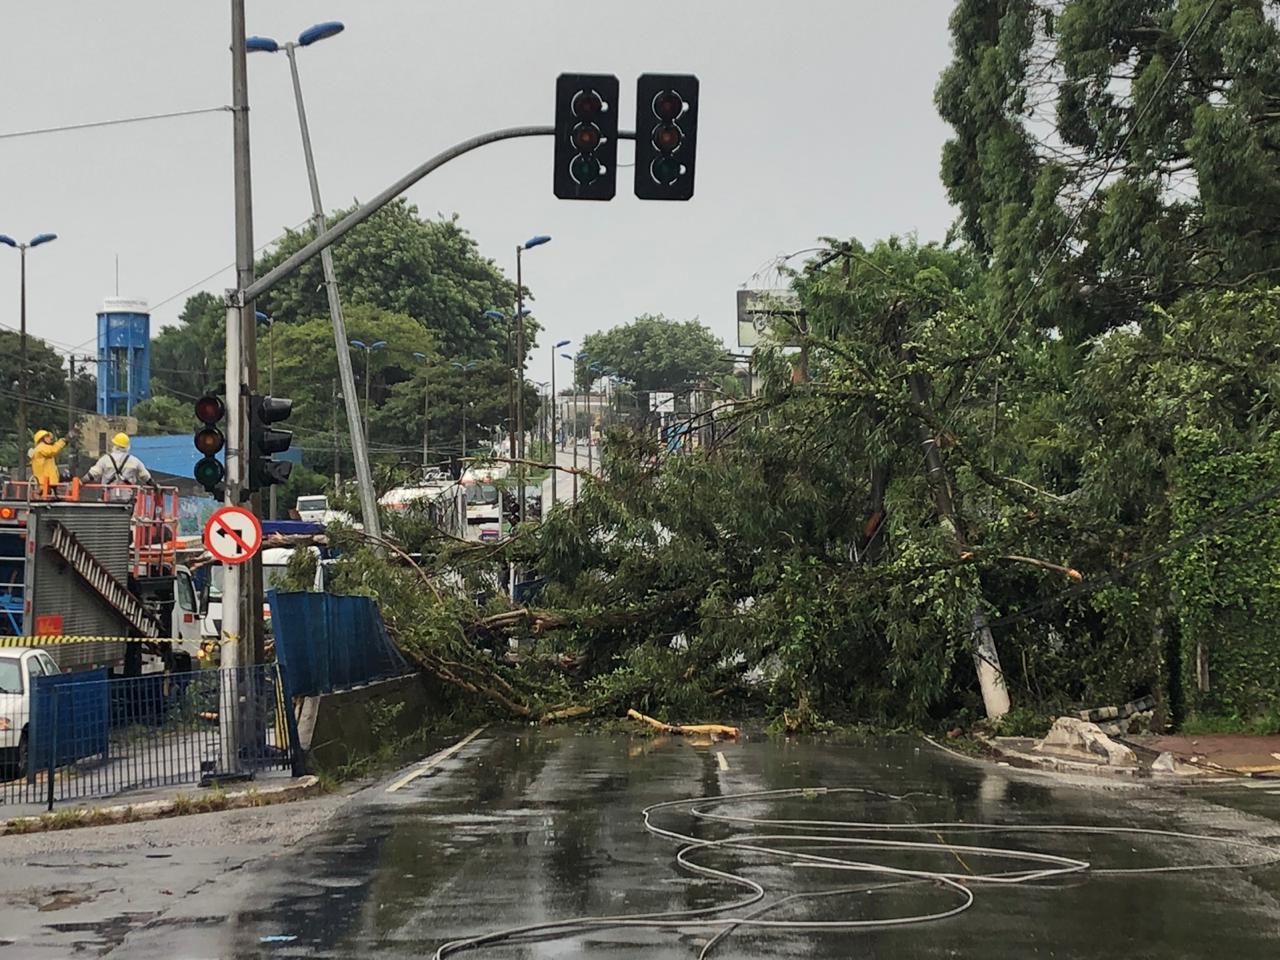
[634,74,699,201]
[248,395,294,492]
[193,394,226,495]
[554,73,619,201]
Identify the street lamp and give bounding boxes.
[451,360,479,460]
[247,20,384,544]
[412,351,432,470]
[512,234,551,525]
[349,339,386,436]
[550,339,570,505]
[0,232,58,450]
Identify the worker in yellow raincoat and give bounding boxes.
[28,430,68,488]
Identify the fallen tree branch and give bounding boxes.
[626,708,740,738]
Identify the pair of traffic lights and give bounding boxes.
[553,73,699,202]
[193,394,294,496]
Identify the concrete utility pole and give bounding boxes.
[905,352,1010,720]
[220,0,253,772]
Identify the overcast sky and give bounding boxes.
[1,1,957,386]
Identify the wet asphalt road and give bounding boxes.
[3,726,1280,958]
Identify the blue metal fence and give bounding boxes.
[268,591,408,698]
[1,664,295,809]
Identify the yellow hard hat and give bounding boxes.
[112,432,131,449]
[32,430,52,444]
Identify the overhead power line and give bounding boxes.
[0,105,231,141]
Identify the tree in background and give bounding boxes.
[0,330,93,468]
[254,199,520,362]
[577,315,728,391]
[936,0,1280,340]
[132,395,191,435]
[150,291,224,400]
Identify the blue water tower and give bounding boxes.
[96,297,152,415]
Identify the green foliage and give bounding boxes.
[936,0,1280,338]
[255,199,519,362]
[132,395,191,435]
[0,330,91,466]
[577,314,728,391]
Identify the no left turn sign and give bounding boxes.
[203,505,264,565]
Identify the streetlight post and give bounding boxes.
[0,232,58,452]
[246,20,383,544]
[550,339,569,505]
[349,339,386,437]
[514,234,550,525]
[588,362,604,475]
[450,361,478,463]
[413,352,430,470]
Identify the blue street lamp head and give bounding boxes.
[413,352,427,361]
[0,236,15,248]
[349,339,367,349]
[298,21,344,46]
[576,352,588,360]
[371,340,388,350]
[518,307,532,317]
[522,235,552,250]
[555,339,570,349]
[255,310,270,323]
[560,354,574,361]
[29,233,57,247]
[483,309,506,321]
[245,35,280,53]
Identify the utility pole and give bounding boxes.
[422,378,430,469]
[220,0,254,773]
[905,351,1010,720]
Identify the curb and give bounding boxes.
[975,734,1144,777]
[0,776,322,837]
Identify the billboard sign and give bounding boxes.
[736,289,804,348]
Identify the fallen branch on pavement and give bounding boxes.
[626,708,740,739]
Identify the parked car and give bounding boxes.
[0,647,60,778]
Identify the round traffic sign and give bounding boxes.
[203,505,264,565]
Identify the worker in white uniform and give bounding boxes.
[84,432,154,488]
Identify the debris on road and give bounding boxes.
[626,708,740,739]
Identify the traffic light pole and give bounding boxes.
[221,0,253,774]
[240,126,637,307]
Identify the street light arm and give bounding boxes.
[241,125,637,304]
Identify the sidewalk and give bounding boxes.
[0,769,315,834]
[1129,733,1280,775]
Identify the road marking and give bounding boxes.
[716,751,729,771]
[385,725,487,793]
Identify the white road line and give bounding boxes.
[716,751,729,771]
[385,725,487,793]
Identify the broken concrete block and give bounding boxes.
[1152,751,1176,773]
[1035,716,1138,766]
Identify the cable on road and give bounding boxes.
[432,785,1280,958]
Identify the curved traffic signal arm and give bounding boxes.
[554,73,619,201]
[248,395,295,493]
[193,394,226,496]
[634,73,699,201]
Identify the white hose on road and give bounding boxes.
[433,785,1280,958]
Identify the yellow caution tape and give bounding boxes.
[0,635,175,647]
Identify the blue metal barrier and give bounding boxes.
[30,669,109,771]
[268,591,408,698]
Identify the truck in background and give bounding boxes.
[0,481,190,676]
